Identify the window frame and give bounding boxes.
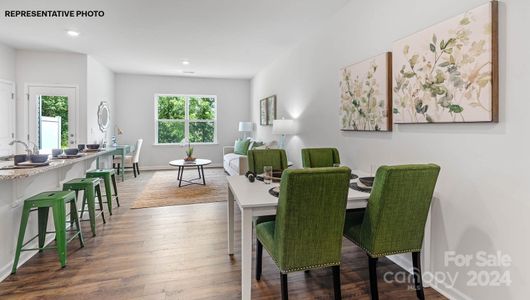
[154,94,218,145]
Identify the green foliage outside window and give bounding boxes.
[157,121,185,144]
[41,96,69,148]
[157,95,216,144]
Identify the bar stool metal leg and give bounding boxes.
[11,203,31,274]
[51,200,67,267]
[37,207,49,252]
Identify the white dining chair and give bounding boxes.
[113,139,143,177]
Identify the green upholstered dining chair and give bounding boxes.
[255,167,351,300]
[247,149,288,174]
[343,164,440,300]
[301,148,340,168]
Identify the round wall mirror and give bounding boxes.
[97,101,110,132]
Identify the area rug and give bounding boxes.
[131,168,227,209]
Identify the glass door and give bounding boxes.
[28,86,77,154]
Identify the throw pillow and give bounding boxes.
[234,139,251,155]
[249,140,264,150]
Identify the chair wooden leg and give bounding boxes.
[332,265,342,300]
[111,174,120,207]
[281,273,288,300]
[135,163,140,175]
[256,239,263,280]
[133,163,137,178]
[368,256,379,300]
[117,164,120,175]
[412,252,425,300]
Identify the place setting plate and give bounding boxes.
[57,154,85,159]
[269,186,280,197]
[350,176,374,193]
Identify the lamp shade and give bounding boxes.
[272,119,297,135]
[238,122,253,132]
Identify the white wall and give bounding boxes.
[87,56,115,145]
[251,0,529,299]
[115,74,250,167]
[15,50,88,144]
[0,42,15,81]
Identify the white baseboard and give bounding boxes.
[387,255,471,299]
[0,234,55,282]
[428,278,472,300]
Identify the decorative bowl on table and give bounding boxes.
[86,144,100,150]
[64,148,79,156]
[184,156,196,162]
[30,154,50,163]
[358,177,375,187]
[52,149,63,157]
[14,154,28,165]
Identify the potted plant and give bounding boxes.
[182,138,196,162]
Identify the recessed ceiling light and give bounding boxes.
[183,71,195,74]
[181,60,190,65]
[66,30,80,37]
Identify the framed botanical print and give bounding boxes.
[392,1,498,124]
[339,52,392,131]
[266,95,276,125]
[260,95,276,126]
[260,98,268,126]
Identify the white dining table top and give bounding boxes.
[227,169,371,209]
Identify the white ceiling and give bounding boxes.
[0,0,349,79]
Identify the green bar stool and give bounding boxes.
[86,169,120,215]
[11,191,84,274]
[63,178,106,237]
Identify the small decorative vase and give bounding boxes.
[184,156,196,162]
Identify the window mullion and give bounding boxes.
[185,96,190,141]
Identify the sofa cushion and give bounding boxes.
[224,153,244,171]
[234,139,251,155]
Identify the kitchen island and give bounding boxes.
[0,149,116,281]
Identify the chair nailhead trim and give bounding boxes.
[258,240,341,273]
[281,262,341,273]
[345,237,421,257]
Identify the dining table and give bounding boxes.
[96,144,134,181]
[226,170,371,300]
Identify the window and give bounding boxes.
[155,94,217,144]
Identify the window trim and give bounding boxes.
[154,94,218,145]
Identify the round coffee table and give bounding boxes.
[169,159,212,187]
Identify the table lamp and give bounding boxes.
[238,122,253,139]
[272,119,297,149]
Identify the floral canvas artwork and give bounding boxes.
[339,52,392,131]
[260,95,276,126]
[266,96,276,125]
[393,2,498,124]
[260,98,267,126]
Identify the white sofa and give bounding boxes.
[223,146,248,176]
[223,140,277,176]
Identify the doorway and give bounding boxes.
[27,85,77,154]
[0,80,15,157]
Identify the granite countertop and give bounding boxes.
[0,149,116,182]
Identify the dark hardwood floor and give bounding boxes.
[0,170,447,299]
